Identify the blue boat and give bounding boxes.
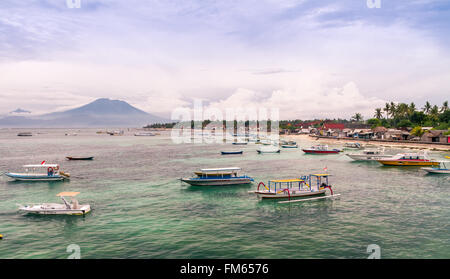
[181,167,254,186]
[4,163,70,181]
[221,151,243,155]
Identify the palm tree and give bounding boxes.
[351,113,363,123]
[383,103,390,119]
[389,102,397,118]
[409,102,416,116]
[440,101,448,113]
[430,105,439,121]
[374,108,383,119]
[422,101,431,114]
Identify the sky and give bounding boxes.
[0,0,449,120]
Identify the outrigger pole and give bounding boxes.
[277,194,341,204]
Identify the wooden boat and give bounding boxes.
[17,132,32,137]
[377,153,439,166]
[346,149,391,161]
[422,161,450,174]
[66,156,94,161]
[302,144,341,154]
[181,167,253,186]
[250,174,339,203]
[4,163,70,181]
[257,147,281,153]
[18,192,91,215]
[232,142,247,145]
[221,151,243,155]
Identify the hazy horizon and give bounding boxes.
[1,0,449,120]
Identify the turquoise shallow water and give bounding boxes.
[0,129,449,258]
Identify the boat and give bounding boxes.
[221,151,243,155]
[302,145,341,154]
[181,167,254,186]
[66,156,94,161]
[346,149,391,161]
[281,144,298,148]
[377,152,439,166]
[421,161,450,174]
[18,192,91,215]
[17,132,32,137]
[232,142,247,145]
[257,146,281,154]
[4,163,70,181]
[134,132,156,136]
[107,130,124,136]
[250,174,340,203]
[445,156,450,159]
[344,142,363,149]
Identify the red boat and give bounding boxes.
[302,145,341,154]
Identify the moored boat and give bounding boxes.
[346,149,391,161]
[281,144,298,148]
[4,163,70,181]
[250,174,339,203]
[18,192,91,215]
[221,151,243,155]
[344,142,362,149]
[181,167,253,186]
[257,146,281,154]
[66,156,94,160]
[232,142,248,145]
[17,132,32,137]
[302,144,341,154]
[377,153,439,166]
[421,161,450,174]
[134,132,156,136]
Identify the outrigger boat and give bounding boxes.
[181,167,254,186]
[4,163,70,181]
[232,142,248,145]
[346,149,391,161]
[421,161,450,174]
[18,192,91,215]
[249,174,340,204]
[257,146,281,154]
[377,153,439,166]
[302,144,341,154]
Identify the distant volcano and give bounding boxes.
[0,98,169,127]
[9,108,31,114]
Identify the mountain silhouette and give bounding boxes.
[0,98,169,127]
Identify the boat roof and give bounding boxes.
[200,167,241,172]
[56,192,80,197]
[270,179,305,183]
[310,174,331,177]
[23,164,59,168]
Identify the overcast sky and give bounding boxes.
[0,0,449,119]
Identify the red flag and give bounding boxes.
[324,166,328,172]
[41,160,46,165]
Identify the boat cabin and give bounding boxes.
[195,167,242,178]
[23,164,61,176]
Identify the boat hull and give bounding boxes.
[66,157,94,160]
[257,150,280,154]
[281,145,298,148]
[422,168,450,174]
[181,178,252,186]
[346,154,391,161]
[19,205,91,215]
[255,189,326,199]
[4,173,66,181]
[302,149,340,154]
[377,160,439,166]
[221,151,243,155]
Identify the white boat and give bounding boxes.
[18,192,91,215]
[181,167,254,186]
[344,142,363,149]
[422,161,450,174]
[4,163,70,181]
[346,149,391,161]
[134,132,156,136]
[257,146,281,154]
[250,174,339,203]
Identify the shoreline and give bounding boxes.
[285,134,450,152]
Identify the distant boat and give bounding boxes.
[221,151,243,155]
[181,167,254,186]
[17,132,32,137]
[257,147,281,154]
[18,192,91,215]
[107,130,124,136]
[302,145,341,154]
[422,161,450,174]
[66,156,94,161]
[344,142,362,149]
[346,149,391,161]
[134,132,156,136]
[232,142,247,145]
[281,144,298,148]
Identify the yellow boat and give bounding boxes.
[445,156,450,159]
[377,153,439,166]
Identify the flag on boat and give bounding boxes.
[41,160,46,165]
[323,166,327,172]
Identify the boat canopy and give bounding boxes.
[270,179,304,183]
[200,167,241,172]
[310,174,331,177]
[56,192,80,197]
[23,164,59,168]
